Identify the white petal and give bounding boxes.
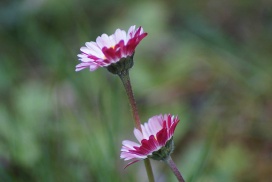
[114,29,127,44]
[139,27,144,34]
[134,129,143,143]
[96,34,115,49]
[78,57,91,62]
[127,25,136,38]
[120,153,146,160]
[80,47,93,54]
[75,62,98,72]
[148,115,163,134]
[122,140,140,149]
[85,42,104,58]
[142,122,152,138]
[77,53,87,58]
[89,64,99,71]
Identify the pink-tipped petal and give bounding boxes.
[75,62,99,72]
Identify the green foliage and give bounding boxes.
[1,0,272,181]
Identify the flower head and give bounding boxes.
[120,114,180,167]
[76,25,147,73]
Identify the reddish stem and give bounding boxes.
[118,70,141,131]
[165,156,185,182]
[118,70,155,182]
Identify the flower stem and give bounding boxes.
[118,70,141,131]
[144,159,155,182]
[118,70,155,182]
[165,156,185,182]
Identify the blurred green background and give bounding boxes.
[1,0,272,181]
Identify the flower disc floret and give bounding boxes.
[76,25,147,72]
[120,114,180,167]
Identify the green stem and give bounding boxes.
[118,70,155,182]
[144,159,155,182]
[165,156,185,182]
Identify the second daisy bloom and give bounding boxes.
[121,114,180,167]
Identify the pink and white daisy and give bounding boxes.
[76,25,147,72]
[120,114,180,167]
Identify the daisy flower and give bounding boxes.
[76,25,147,73]
[120,114,180,167]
